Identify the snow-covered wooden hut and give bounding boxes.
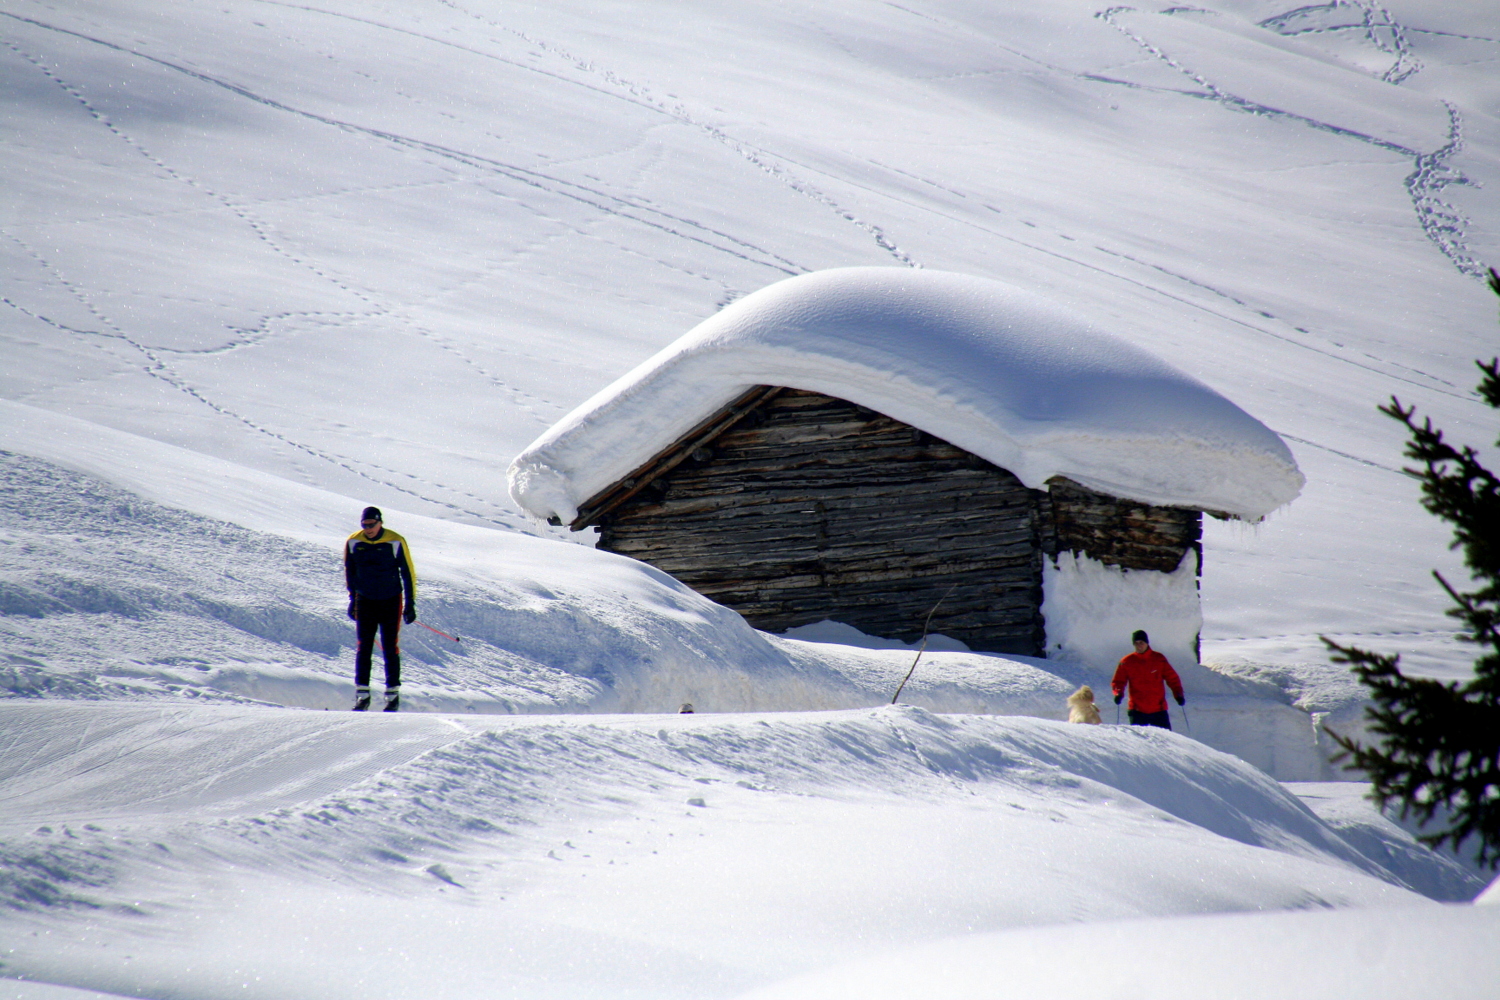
[508,268,1302,665]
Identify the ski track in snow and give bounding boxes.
[699,126,1476,416]
[1,1,1487,610]
[0,10,805,282]
[439,0,1485,416]
[425,0,922,269]
[1089,245,1470,401]
[1,29,386,314]
[4,263,521,528]
[5,0,1482,478]
[2,22,559,529]
[797,0,1492,396]
[0,6,806,417]
[258,0,811,283]
[0,1,838,422]
[1,0,938,538]
[1096,5,1487,279]
[1275,432,1403,474]
[4,0,1475,548]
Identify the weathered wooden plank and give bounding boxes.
[572,385,784,529]
[1043,476,1199,573]
[627,479,1034,510]
[637,545,1041,577]
[604,516,1037,550]
[606,545,1040,578]
[640,556,1040,586]
[619,505,1028,532]
[624,542,1044,575]
[683,574,1042,610]
[659,469,1013,497]
[610,493,1034,525]
[591,389,1194,653]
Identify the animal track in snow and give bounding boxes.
[2,29,388,320]
[3,238,521,529]
[4,10,803,285]
[1093,245,1468,400]
[1095,5,1487,279]
[1259,1,1423,85]
[432,0,921,269]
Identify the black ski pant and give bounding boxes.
[1128,709,1172,730]
[354,595,402,688]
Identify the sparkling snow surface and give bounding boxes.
[0,703,1487,1000]
[3,0,1500,997]
[508,267,1305,523]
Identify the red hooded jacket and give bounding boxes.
[1111,649,1184,714]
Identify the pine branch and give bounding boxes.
[1325,275,1500,868]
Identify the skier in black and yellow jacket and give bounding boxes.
[344,505,417,711]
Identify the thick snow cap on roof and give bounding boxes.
[509,268,1303,523]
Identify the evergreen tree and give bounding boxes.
[1325,268,1500,867]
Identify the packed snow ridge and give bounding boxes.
[509,268,1305,524]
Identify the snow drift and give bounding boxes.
[4,1,1499,994]
[0,404,1361,781]
[0,703,1485,1000]
[509,268,1305,524]
[736,902,1500,1000]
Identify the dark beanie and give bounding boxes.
[362,506,383,522]
[1132,629,1149,644]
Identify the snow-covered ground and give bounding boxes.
[3,0,1499,996]
[0,703,1490,999]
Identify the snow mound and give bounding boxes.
[0,423,1345,780]
[1042,548,1203,671]
[0,441,1065,719]
[0,705,1459,913]
[509,268,1304,523]
[1288,782,1486,901]
[735,903,1500,1000]
[0,704,1479,998]
[780,619,972,653]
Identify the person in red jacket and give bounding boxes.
[1111,629,1184,730]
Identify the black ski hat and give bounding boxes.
[1132,629,1149,644]
[361,506,383,522]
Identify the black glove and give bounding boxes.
[1176,694,1186,707]
[347,596,357,621]
[403,603,417,625]
[1114,694,1123,705]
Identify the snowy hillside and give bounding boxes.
[0,703,1490,999]
[3,0,1500,996]
[4,0,1498,679]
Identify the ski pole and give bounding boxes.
[1182,704,1191,733]
[416,620,461,643]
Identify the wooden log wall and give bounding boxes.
[1044,477,1201,574]
[590,388,1202,656]
[595,389,1049,654]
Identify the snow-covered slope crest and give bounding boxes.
[509,268,1305,523]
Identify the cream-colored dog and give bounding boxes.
[1067,685,1103,724]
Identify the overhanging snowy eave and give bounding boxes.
[507,269,1306,525]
